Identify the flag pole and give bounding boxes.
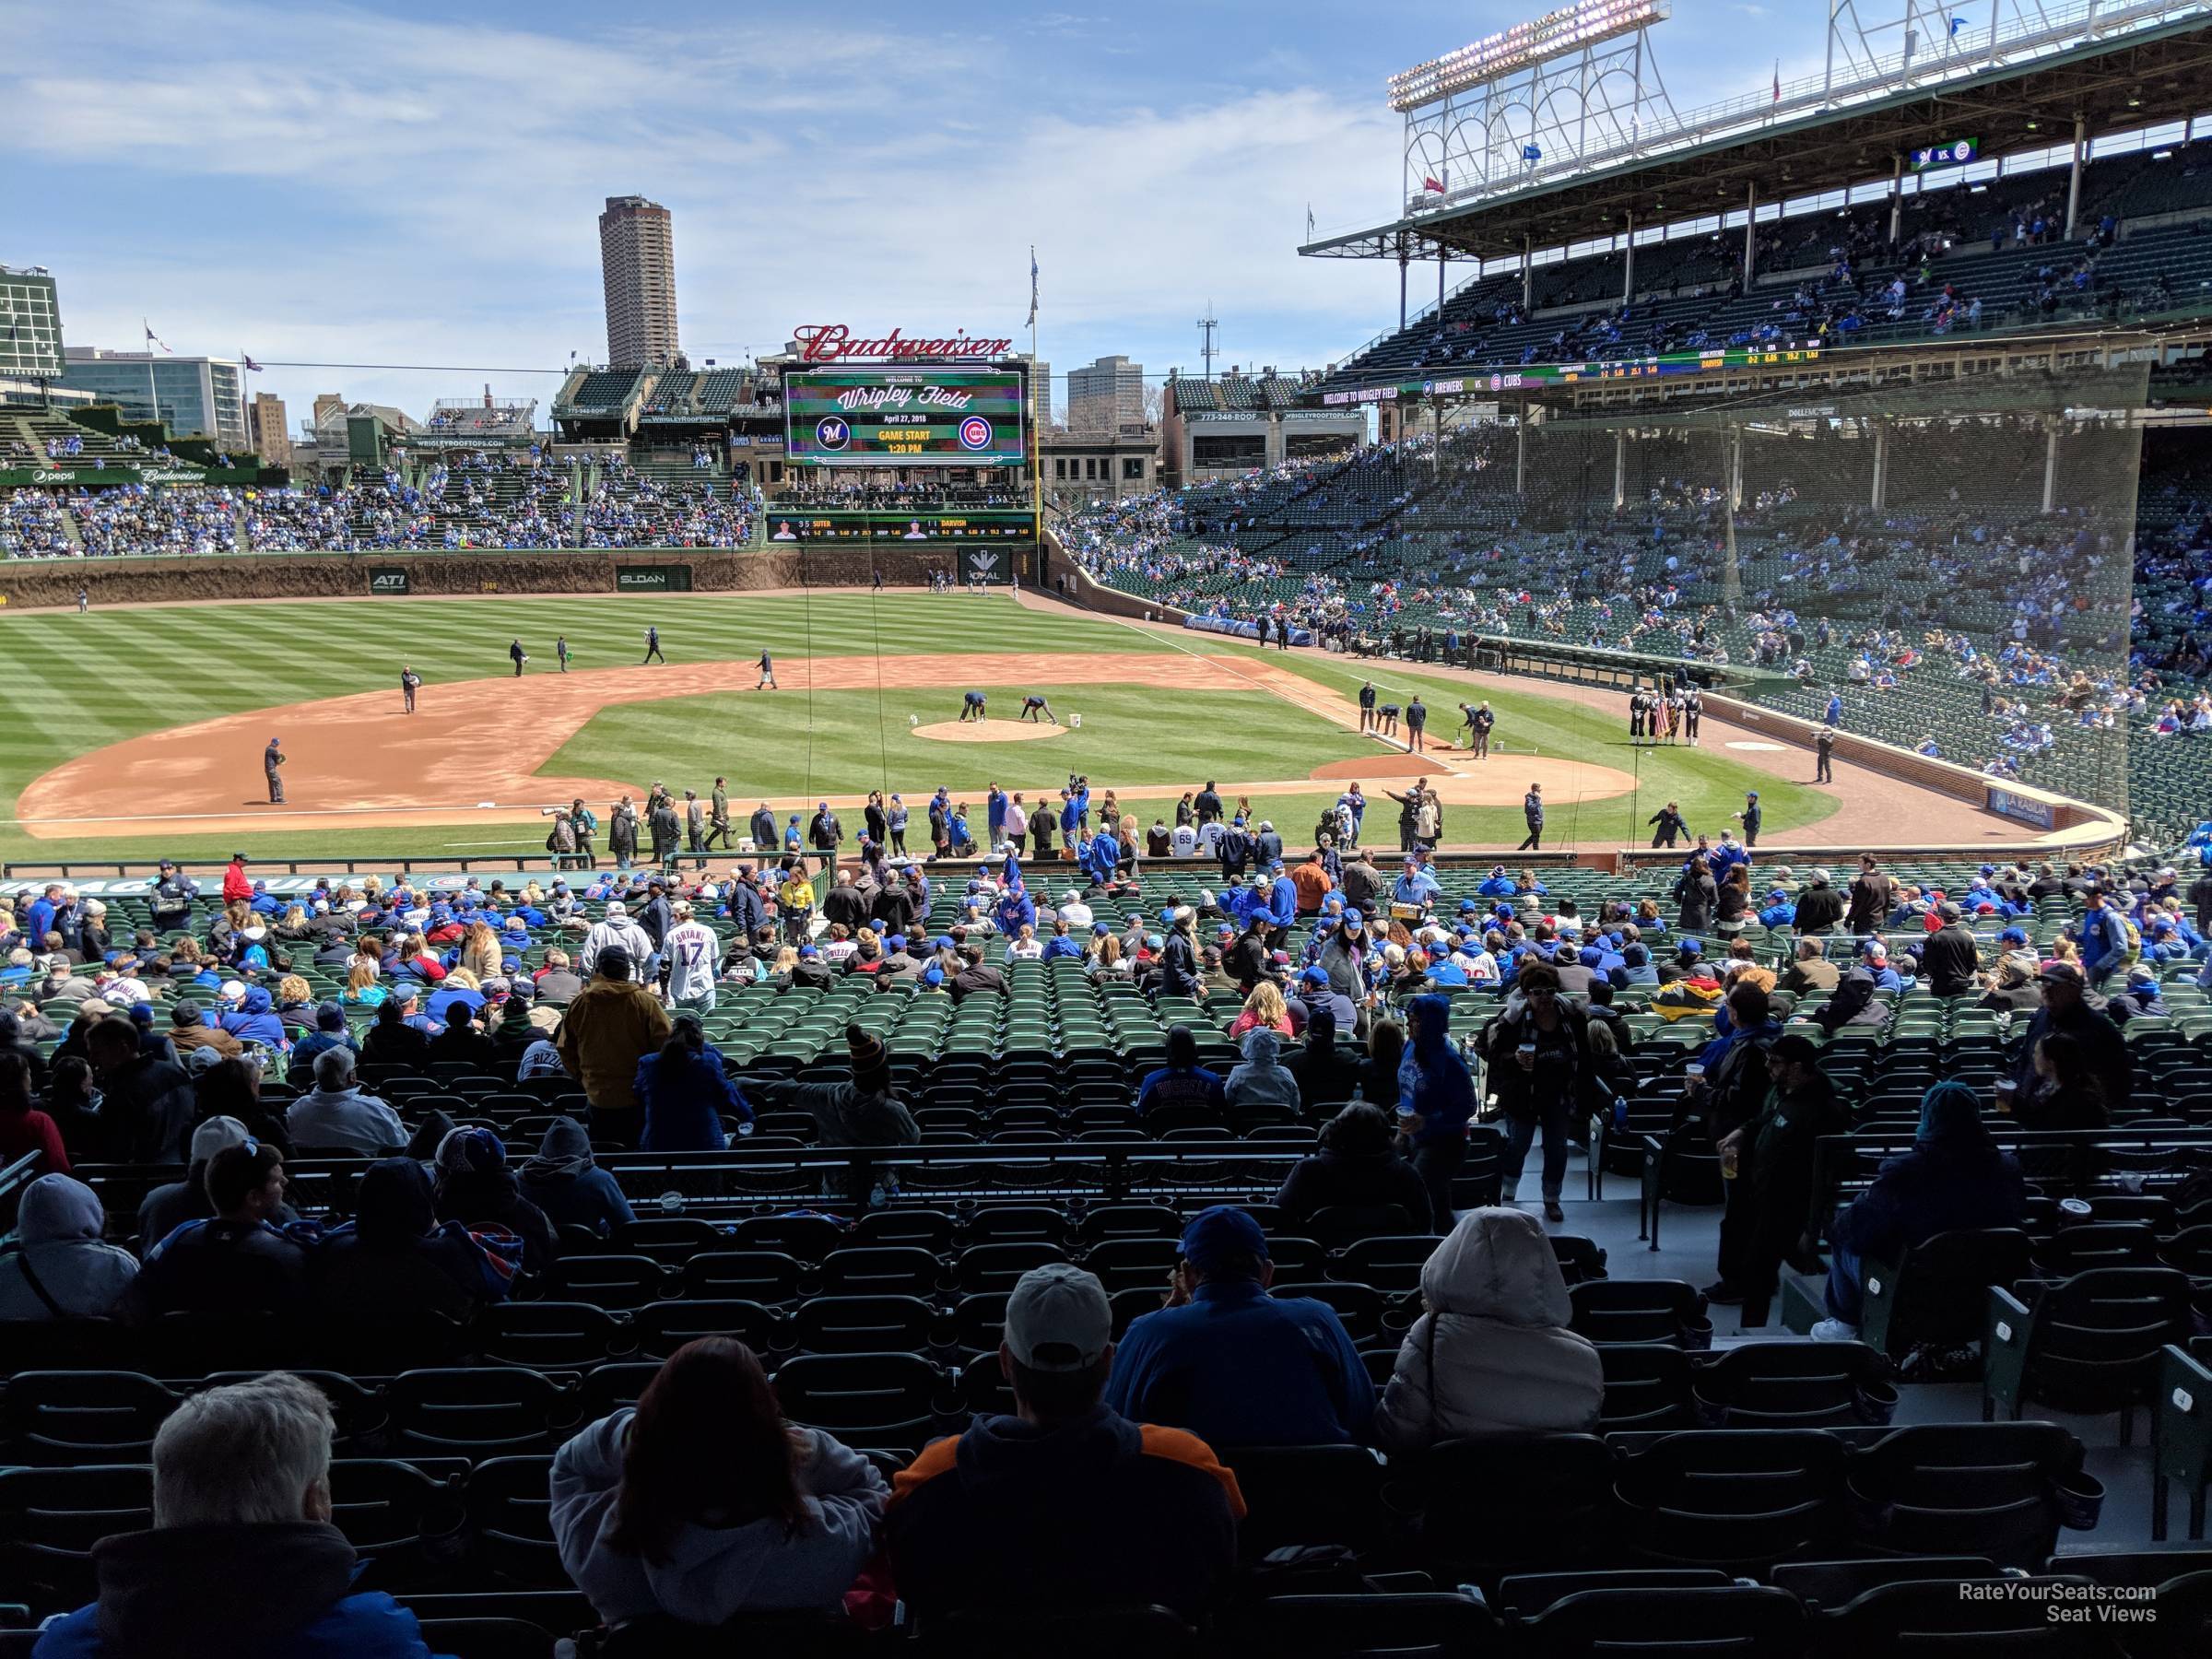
[143,323,158,430]
[1028,246,1042,589]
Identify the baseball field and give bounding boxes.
[0,589,1869,867]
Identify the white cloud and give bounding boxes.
[5,0,1410,423]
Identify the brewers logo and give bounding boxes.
[816,416,852,451]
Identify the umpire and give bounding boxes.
[264,737,287,804]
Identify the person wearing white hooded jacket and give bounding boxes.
[0,1173,139,1320]
[550,1335,888,1626]
[1372,1206,1604,1452]
[1225,1027,1302,1114]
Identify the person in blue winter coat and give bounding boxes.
[994,855,1037,936]
[1477,865,1518,898]
[1757,889,1797,930]
[2076,888,2134,987]
[1824,690,1843,726]
[1135,1024,1226,1117]
[1106,1206,1373,1448]
[218,984,288,1052]
[1081,831,1119,888]
[1265,865,1298,940]
[32,1371,446,1659]
[1398,993,1479,1226]
[1816,1081,2026,1338]
[633,1019,750,1152]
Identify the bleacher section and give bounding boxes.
[1325,136,2212,390]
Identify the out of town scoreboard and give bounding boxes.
[784,369,1028,466]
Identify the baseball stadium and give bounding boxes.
[6,3,2212,1656]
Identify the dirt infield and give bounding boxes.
[15,652,1227,840]
[911,720,1065,744]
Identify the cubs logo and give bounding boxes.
[958,416,993,452]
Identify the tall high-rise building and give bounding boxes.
[1027,358,1051,432]
[1068,355,1145,433]
[250,393,290,465]
[59,347,248,446]
[598,194,679,368]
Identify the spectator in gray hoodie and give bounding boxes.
[1225,1027,1302,1115]
[551,1336,888,1626]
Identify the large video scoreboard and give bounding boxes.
[784,369,1028,466]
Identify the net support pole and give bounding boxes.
[1622,212,1635,302]
[1399,237,1410,332]
[1870,420,1888,510]
[1888,155,1904,244]
[1613,427,1627,509]
[2042,420,2060,514]
[1522,234,1534,310]
[1741,182,1758,287]
[2065,112,2087,240]
[1514,396,1527,496]
[1439,246,1447,312]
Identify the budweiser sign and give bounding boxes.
[793,324,1015,363]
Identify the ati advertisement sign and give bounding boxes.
[616,566,692,592]
[783,371,1027,467]
[766,510,1036,546]
[368,567,410,595]
[792,324,1016,363]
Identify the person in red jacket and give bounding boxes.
[0,1050,68,1174]
[221,853,253,908]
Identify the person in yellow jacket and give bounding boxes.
[778,859,817,947]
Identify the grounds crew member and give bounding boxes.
[684,791,706,867]
[264,736,287,804]
[510,638,527,677]
[1517,784,1544,852]
[704,778,734,853]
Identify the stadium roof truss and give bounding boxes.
[1308,0,2212,263]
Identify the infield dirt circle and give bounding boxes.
[911,720,1065,744]
[15,648,1635,838]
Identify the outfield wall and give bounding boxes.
[0,547,968,608]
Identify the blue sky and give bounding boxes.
[4,1,1817,429]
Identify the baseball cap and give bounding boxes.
[1179,1205,1269,1275]
[1301,965,1328,985]
[604,900,626,916]
[190,1116,253,1161]
[1769,1033,1822,1066]
[1002,1263,1113,1372]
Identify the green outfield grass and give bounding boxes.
[0,591,1835,866]
[546,685,1377,796]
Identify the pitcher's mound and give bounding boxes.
[911,720,1065,744]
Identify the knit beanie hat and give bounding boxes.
[1916,1079,1985,1146]
[846,1023,891,1095]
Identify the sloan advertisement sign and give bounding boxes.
[792,324,1016,363]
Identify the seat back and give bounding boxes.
[1613,1430,1847,1572]
[1863,1229,2034,1358]
[1397,1434,1611,1578]
[1519,1584,1804,1659]
[1845,1421,2079,1569]
[2024,1267,2194,1416]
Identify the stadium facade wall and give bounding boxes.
[0,547,968,607]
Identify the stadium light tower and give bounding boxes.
[1388,0,1677,214]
